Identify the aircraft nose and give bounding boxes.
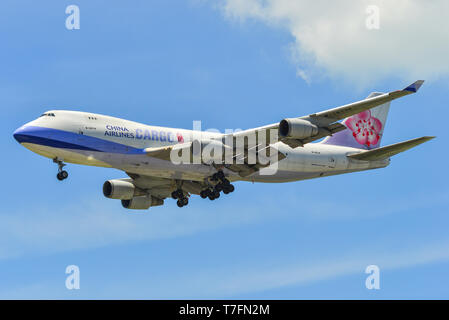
[13,125,33,144]
[13,126,24,143]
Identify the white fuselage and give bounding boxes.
[14,110,389,183]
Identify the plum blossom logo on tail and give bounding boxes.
[344,110,382,148]
[176,133,184,143]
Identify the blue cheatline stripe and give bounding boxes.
[14,134,100,151]
[13,126,145,154]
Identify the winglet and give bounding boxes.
[403,80,425,93]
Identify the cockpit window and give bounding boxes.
[40,113,56,117]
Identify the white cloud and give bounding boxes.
[220,0,449,85]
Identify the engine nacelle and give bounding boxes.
[278,118,319,139]
[121,195,164,210]
[103,179,136,200]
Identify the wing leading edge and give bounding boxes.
[309,80,425,123]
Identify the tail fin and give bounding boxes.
[322,92,390,150]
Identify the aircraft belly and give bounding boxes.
[245,170,323,182]
[245,146,353,182]
[247,167,374,183]
[277,149,348,173]
[21,143,113,168]
[20,142,227,181]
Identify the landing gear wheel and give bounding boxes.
[213,190,220,199]
[200,190,208,199]
[57,170,68,181]
[54,159,68,181]
[223,184,234,194]
[215,183,223,192]
[182,197,189,206]
[217,170,225,180]
[172,189,183,199]
[61,170,68,179]
[176,199,184,207]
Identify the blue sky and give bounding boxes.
[1,0,448,299]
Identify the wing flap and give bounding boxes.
[347,136,435,161]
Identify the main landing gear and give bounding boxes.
[54,158,69,181]
[199,170,235,201]
[172,171,234,208]
[171,189,189,208]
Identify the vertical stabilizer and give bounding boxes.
[321,92,390,150]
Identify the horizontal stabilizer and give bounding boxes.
[348,136,435,161]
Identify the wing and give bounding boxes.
[126,172,206,198]
[309,80,424,122]
[143,141,195,161]
[144,137,286,178]
[232,80,425,148]
[126,173,175,199]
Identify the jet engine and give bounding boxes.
[103,179,136,199]
[121,195,164,210]
[278,118,318,139]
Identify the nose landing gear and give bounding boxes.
[57,170,69,181]
[54,158,69,181]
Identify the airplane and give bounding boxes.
[13,80,434,209]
